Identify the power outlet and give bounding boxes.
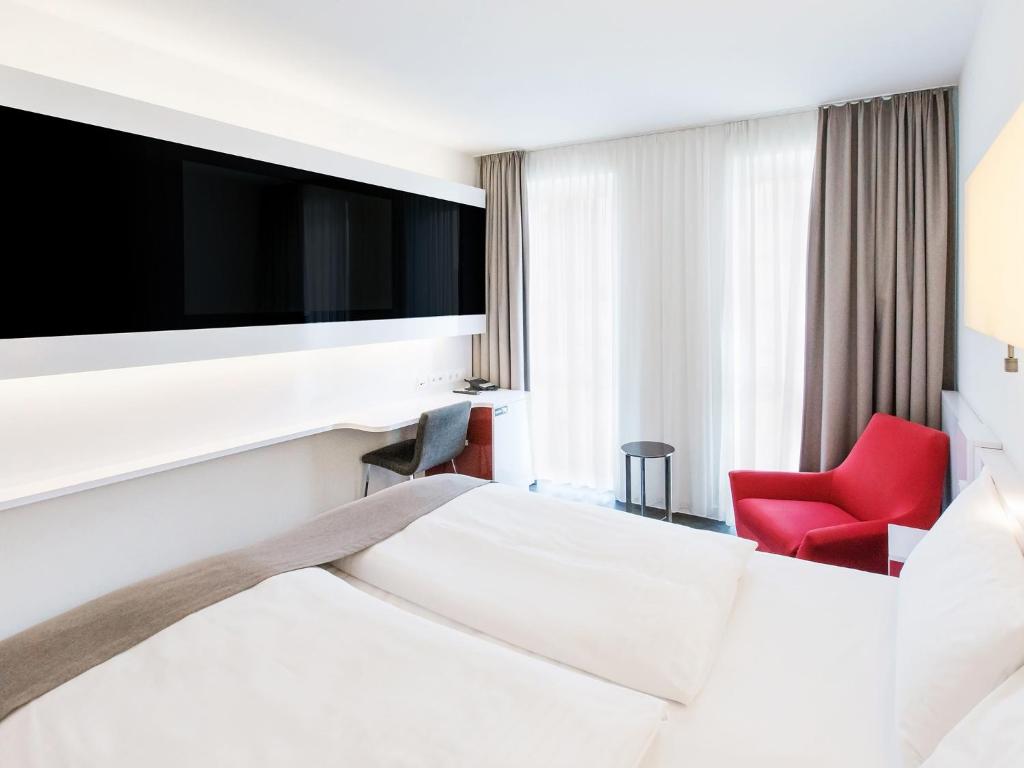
[415,371,465,391]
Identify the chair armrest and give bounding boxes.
[728,470,834,504]
[796,518,890,573]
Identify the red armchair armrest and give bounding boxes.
[796,518,890,574]
[729,470,834,504]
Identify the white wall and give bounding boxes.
[957,0,1024,466]
[0,5,481,637]
[0,339,471,638]
[0,1,477,185]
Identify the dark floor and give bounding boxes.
[529,484,734,535]
[616,501,734,534]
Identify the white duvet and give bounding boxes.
[0,568,666,768]
[341,483,756,704]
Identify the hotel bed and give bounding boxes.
[2,455,1023,767]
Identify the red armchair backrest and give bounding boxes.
[831,413,950,524]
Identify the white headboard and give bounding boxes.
[942,390,1024,536]
[941,390,1002,499]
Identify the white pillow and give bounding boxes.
[341,482,756,705]
[895,469,1024,767]
[922,664,1024,768]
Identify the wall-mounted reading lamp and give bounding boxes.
[966,102,1024,373]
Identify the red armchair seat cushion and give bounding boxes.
[735,499,858,557]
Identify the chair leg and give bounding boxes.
[624,454,631,511]
[665,455,673,524]
[362,463,370,497]
[640,458,647,518]
[450,459,457,474]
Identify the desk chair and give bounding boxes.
[361,401,472,496]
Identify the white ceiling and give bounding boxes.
[12,0,986,155]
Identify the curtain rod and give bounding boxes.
[821,84,955,109]
[477,82,957,158]
[483,104,816,157]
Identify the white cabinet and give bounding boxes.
[490,396,534,488]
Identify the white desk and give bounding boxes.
[0,389,529,512]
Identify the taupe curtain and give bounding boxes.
[800,89,956,471]
[472,151,528,389]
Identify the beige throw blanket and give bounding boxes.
[0,474,485,722]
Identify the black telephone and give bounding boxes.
[453,377,498,395]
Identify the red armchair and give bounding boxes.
[729,414,949,574]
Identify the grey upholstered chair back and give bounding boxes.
[409,401,471,474]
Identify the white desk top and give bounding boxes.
[334,389,525,433]
[0,388,527,512]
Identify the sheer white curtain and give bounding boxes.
[718,114,817,520]
[526,111,817,522]
[526,149,618,496]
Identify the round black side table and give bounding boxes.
[621,441,675,522]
